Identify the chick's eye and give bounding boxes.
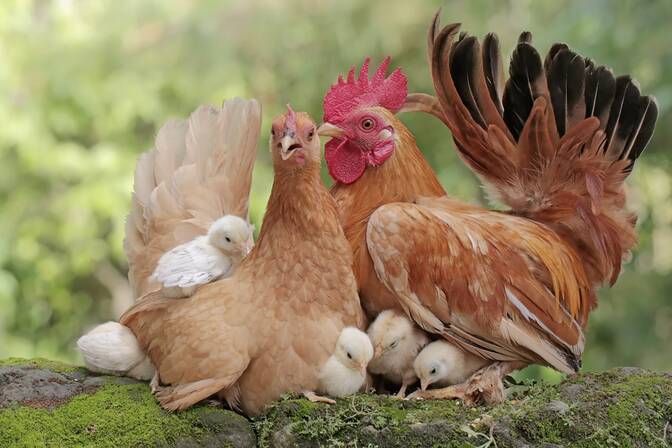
[430,368,437,375]
[307,129,315,140]
[390,340,398,348]
[360,118,375,131]
[271,128,276,137]
[225,237,231,243]
[347,352,352,359]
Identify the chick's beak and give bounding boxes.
[420,379,428,391]
[358,362,368,376]
[317,122,345,139]
[373,345,382,359]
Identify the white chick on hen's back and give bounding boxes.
[304,327,373,404]
[367,310,429,398]
[150,215,253,298]
[413,340,489,391]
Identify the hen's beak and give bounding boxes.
[317,122,345,138]
[279,136,302,160]
[420,379,428,391]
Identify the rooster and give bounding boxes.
[318,13,657,404]
[120,102,366,415]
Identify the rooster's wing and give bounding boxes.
[366,196,589,373]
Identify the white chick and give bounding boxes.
[77,321,155,381]
[304,327,373,404]
[413,340,489,391]
[150,215,253,298]
[367,309,430,398]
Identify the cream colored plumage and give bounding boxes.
[150,215,253,298]
[125,99,259,299]
[367,309,429,398]
[413,340,489,391]
[77,321,155,381]
[120,105,366,416]
[305,327,373,404]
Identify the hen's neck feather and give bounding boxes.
[249,160,342,260]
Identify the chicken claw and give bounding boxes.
[407,361,522,406]
[303,391,337,405]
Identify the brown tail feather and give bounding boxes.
[405,12,658,295]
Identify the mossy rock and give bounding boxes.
[0,358,256,447]
[1,359,671,447]
[255,367,672,448]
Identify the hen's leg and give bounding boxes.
[303,390,336,405]
[408,361,525,405]
[150,372,160,393]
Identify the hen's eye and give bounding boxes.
[271,129,276,137]
[360,118,375,131]
[307,129,315,140]
[390,340,398,348]
[225,237,232,243]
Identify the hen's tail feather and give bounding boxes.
[124,98,261,298]
[155,376,239,412]
[415,14,657,298]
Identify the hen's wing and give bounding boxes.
[151,237,231,290]
[366,197,588,373]
[120,287,252,410]
[125,98,261,297]
[404,15,657,291]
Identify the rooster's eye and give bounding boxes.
[360,118,375,131]
[271,129,276,137]
[307,129,315,141]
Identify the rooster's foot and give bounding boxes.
[407,361,523,406]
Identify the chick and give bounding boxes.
[77,321,155,381]
[367,309,430,398]
[304,327,373,404]
[413,340,489,391]
[150,214,253,298]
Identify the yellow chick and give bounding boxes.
[413,340,489,391]
[304,327,373,404]
[366,310,429,398]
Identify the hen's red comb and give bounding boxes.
[284,103,297,134]
[323,57,408,123]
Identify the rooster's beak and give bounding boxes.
[317,122,345,138]
[279,136,301,160]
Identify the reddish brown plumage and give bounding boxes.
[326,16,656,376]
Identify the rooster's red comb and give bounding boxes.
[323,57,408,123]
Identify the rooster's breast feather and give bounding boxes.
[365,197,589,374]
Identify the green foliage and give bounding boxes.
[0,0,670,376]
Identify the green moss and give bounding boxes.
[0,357,82,373]
[0,381,257,448]
[255,369,672,448]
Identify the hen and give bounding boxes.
[319,13,657,404]
[121,103,366,416]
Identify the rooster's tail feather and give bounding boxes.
[406,13,657,311]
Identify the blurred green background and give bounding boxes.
[0,0,670,381]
